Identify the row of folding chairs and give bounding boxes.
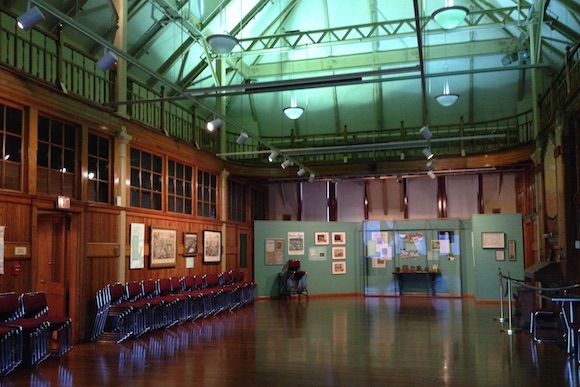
[92,270,257,343]
[0,291,73,375]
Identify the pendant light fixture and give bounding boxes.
[206,1,238,55]
[436,33,459,107]
[432,1,469,30]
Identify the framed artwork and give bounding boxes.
[332,246,346,260]
[495,250,505,261]
[315,232,329,245]
[332,261,347,275]
[130,223,145,269]
[508,240,516,261]
[265,238,285,265]
[183,232,198,256]
[203,230,222,263]
[431,240,440,250]
[288,232,305,255]
[332,232,346,245]
[481,232,505,249]
[150,226,177,268]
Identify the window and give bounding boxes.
[0,102,23,190]
[251,188,267,220]
[228,180,246,222]
[197,169,217,218]
[130,147,162,210]
[37,115,77,196]
[168,159,192,214]
[87,133,111,203]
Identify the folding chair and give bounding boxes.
[0,325,22,375]
[0,292,50,366]
[20,292,73,357]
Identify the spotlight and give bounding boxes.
[96,52,118,71]
[419,126,432,140]
[427,170,436,179]
[426,161,434,169]
[236,132,249,145]
[297,168,306,177]
[281,159,292,169]
[96,51,118,71]
[308,173,315,183]
[501,53,519,66]
[422,147,434,160]
[206,118,222,132]
[268,151,278,162]
[17,6,45,30]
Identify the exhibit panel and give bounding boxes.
[363,219,462,296]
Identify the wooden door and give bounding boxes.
[37,213,67,315]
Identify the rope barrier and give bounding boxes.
[495,269,580,336]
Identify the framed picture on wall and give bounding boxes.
[150,226,177,268]
[183,232,198,256]
[508,240,516,261]
[332,246,346,260]
[315,232,329,245]
[495,250,505,261]
[481,232,505,249]
[203,230,221,263]
[332,232,346,245]
[332,261,347,275]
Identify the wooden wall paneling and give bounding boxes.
[0,259,32,293]
[0,195,32,297]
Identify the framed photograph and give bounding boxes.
[431,240,440,251]
[183,232,198,256]
[203,230,222,263]
[332,232,346,245]
[481,232,505,249]
[495,250,505,261]
[508,240,516,261]
[332,261,347,275]
[150,226,177,268]
[315,232,329,245]
[332,246,346,260]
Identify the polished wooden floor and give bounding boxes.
[2,296,579,386]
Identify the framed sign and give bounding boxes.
[495,250,505,261]
[481,232,505,249]
[203,230,222,263]
[508,240,516,261]
[150,226,177,268]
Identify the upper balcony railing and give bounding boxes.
[225,111,534,164]
[539,41,580,129]
[2,8,576,166]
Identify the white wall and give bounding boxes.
[266,173,518,220]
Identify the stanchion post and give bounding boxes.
[500,274,521,335]
[494,269,506,322]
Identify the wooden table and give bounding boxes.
[393,271,441,296]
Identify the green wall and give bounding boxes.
[253,214,523,301]
[254,221,362,298]
[472,214,524,301]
